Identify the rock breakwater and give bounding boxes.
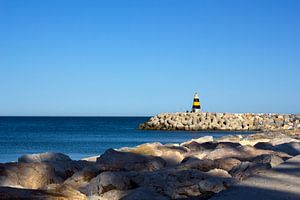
[139,112,300,131]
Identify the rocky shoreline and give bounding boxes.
[139,112,300,131]
[1,130,300,199]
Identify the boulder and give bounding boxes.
[136,168,234,199]
[81,155,99,162]
[96,149,166,172]
[229,162,270,181]
[0,162,62,189]
[63,165,101,194]
[199,169,234,193]
[204,144,290,161]
[44,184,88,200]
[45,160,93,180]
[178,157,241,173]
[252,154,284,167]
[178,157,215,172]
[0,185,87,200]
[120,143,189,166]
[214,158,241,172]
[180,136,214,146]
[18,152,72,163]
[255,142,300,157]
[99,189,131,200]
[273,142,300,156]
[254,142,274,151]
[19,152,94,180]
[183,142,217,152]
[86,171,137,196]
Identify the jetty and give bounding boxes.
[139,112,300,131]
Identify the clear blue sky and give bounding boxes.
[0,0,299,116]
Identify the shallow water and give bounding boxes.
[0,117,250,163]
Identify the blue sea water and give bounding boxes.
[0,117,250,163]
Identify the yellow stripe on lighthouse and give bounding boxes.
[192,93,201,112]
[193,102,200,106]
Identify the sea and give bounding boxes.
[0,117,250,163]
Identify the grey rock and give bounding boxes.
[86,171,135,196]
[183,142,217,152]
[0,162,62,189]
[0,185,87,200]
[229,162,270,181]
[252,154,284,167]
[18,152,72,163]
[273,142,300,156]
[96,149,166,172]
[99,189,131,200]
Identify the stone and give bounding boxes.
[47,160,93,180]
[18,152,72,163]
[183,141,217,152]
[254,142,274,150]
[99,189,131,200]
[0,185,87,200]
[81,155,99,162]
[0,162,62,189]
[273,142,300,156]
[214,158,241,172]
[199,169,234,193]
[86,171,136,196]
[229,162,270,181]
[134,168,235,199]
[45,184,88,200]
[19,152,93,180]
[252,154,284,167]
[204,144,290,161]
[139,169,204,199]
[96,149,166,172]
[120,143,189,166]
[218,135,242,143]
[180,136,214,146]
[63,165,101,194]
[255,141,300,157]
[179,157,215,172]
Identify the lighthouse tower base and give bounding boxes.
[192,108,200,113]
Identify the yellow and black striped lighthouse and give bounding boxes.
[192,93,201,112]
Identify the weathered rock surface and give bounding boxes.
[119,142,189,166]
[179,157,241,173]
[137,168,234,199]
[0,184,87,200]
[18,152,72,163]
[252,154,284,167]
[229,162,270,181]
[63,165,101,194]
[0,162,62,189]
[96,148,166,171]
[18,152,94,179]
[99,189,131,200]
[87,171,132,195]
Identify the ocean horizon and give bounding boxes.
[0,116,251,163]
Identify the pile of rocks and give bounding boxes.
[139,112,300,131]
[0,131,300,199]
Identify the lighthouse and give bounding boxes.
[192,93,201,112]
